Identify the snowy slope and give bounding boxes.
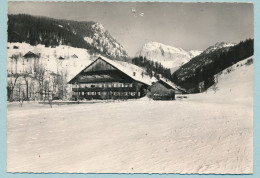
[7,42,93,80]
[190,56,254,106]
[137,41,202,70]
[7,43,155,84]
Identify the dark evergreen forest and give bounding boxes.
[132,56,172,80]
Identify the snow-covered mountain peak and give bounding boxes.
[137,41,202,72]
[143,41,186,55]
[203,42,236,54]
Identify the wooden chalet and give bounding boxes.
[68,56,150,100]
[150,78,189,100]
[23,51,40,59]
[150,79,176,100]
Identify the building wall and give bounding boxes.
[71,81,144,100]
[150,82,175,100]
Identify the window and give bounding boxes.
[129,84,133,87]
[97,92,101,95]
[82,92,84,95]
[131,92,136,96]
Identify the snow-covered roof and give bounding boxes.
[68,56,153,85]
[159,78,189,94]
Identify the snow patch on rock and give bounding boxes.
[84,37,93,44]
[202,42,236,54]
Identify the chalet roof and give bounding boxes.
[68,56,152,85]
[23,51,40,59]
[71,54,78,58]
[158,78,189,94]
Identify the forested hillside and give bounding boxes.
[132,56,172,80]
[8,14,128,60]
[172,39,254,93]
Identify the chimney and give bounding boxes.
[133,72,136,76]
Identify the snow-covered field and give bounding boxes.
[7,57,253,174]
[7,99,253,174]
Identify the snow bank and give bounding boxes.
[190,56,254,107]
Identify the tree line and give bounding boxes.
[9,14,107,56]
[131,56,172,80]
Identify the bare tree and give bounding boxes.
[33,62,46,100]
[17,82,25,107]
[212,74,219,93]
[7,73,20,101]
[199,81,205,93]
[23,73,30,101]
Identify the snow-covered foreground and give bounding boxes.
[7,99,253,174]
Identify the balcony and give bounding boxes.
[72,86,136,92]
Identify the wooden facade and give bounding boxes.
[68,57,149,100]
[150,80,175,100]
